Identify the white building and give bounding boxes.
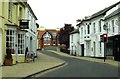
[104,3,120,61]
[78,15,105,58]
[76,1,120,60]
[25,4,38,57]
[69,29,80,56]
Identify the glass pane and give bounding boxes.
[7,30,9,35]
[6,42,9,47]
[10,30,12,35]
[18,34,20,38]
[10,37,12,41]
[6,36,9,41]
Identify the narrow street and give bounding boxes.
[34,50,118,78]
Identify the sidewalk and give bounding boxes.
[1,51,65,78]
[48,50,119,67]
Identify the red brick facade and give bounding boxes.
[37,29,60,49]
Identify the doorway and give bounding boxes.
[93,42,96,57]
[113,35,120,61]
[81,44,84,56]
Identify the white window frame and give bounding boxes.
[99,21,101,32]
[43,32,51,45]
[93,23,96,33]
[18,33,25,54]
[6,29,16,54]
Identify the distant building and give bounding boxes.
[37,27,60,49]
[69,29,79,56]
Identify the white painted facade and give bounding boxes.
[77,1,120,59]
[78,16,105,57]
[103,4,120,58]
[89,16,105,57]
[70,30,80,56]
[105,6,120,36]
[78,21,85,56]
[25,4,38,57]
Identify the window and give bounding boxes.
[105,22,108,31]
[100,42,101,53]
[93,23,96,33]
[19,7,22,19]
[18,34,25,54]
[71,35,73,43]
[85,27,86,34]
[8,0,12,20]
[87,25,90,34]
[112,20,114,33]
[43,32,51,45]
[6,30,15,54]
[52,32,57,37]
[99,21,101,32]
[27,10,29,19]
[81,27,83,38]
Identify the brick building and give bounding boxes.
[37,27,60,49]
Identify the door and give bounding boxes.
[93,42,96,57]
[0,29,2,65]
[113,35,120,61]
[86,41,91,56]
[81,44,84,56]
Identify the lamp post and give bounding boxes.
[103,23,108,62]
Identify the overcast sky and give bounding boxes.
[28,0,120,29]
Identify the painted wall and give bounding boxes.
[0,1,9,65]
[70,32,79,56]
[25,5,38,57]
[0,29,2,65]
[78,16,105,57]
[105,13,119,37]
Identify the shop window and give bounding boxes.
[18,34,25,54]
[6,30,15,54]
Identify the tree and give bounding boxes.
[58,24,74,50]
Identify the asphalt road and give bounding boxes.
[35,50,119,78]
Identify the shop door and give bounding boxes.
[113,35,120,61]
[81,44,84,56]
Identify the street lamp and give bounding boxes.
[101,19,109,62]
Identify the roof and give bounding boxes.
[77,1,120,26]
[26,3,38,20]
[88,1,120,20]
[70,29,79,34]
[105,8,120,19]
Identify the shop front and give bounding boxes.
[106,34,120,61]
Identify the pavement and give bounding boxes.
[1,48,119,78]
[1,51,65,78]
[48,50,119,67]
